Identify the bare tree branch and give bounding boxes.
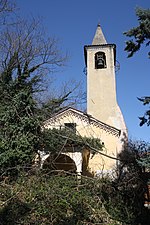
[0,18,67,90]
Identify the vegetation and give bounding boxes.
[0,17,67,176]
[124,7,150,168]
[42,128,103,154]
[0,5,104,225]
[0,1,88,177]
[0,173,122,225]
[124,7,150,127]
[1,138,150,225]
[124,7,150,58]
[111,139,150,224]
[0,1,149,225]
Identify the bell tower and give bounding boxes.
[84,24,126,132]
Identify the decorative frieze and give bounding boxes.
[44,107,120,137]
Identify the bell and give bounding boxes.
[97,58,104,66]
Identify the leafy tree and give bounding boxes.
[124,8,150,168]
[0,11,95,178]
[124,8,150,213]
[0,18,67,176]
[124,7,150,127]
[101,139,150,225]
[124,7,150,58]
[0,2,99,178]
[137,97,150,126]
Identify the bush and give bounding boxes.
[0,172,120,225]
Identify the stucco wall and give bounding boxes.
[87,45,117,125]
[44,111,121,175]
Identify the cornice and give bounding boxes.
[44,108,121,137]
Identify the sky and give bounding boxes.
[16,0,150,142]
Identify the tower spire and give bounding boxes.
[92,23,107,45]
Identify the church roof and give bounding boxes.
[92,23,107,45]
[44,107,121,137]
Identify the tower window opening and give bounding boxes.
[95,52,106,69]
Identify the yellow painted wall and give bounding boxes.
[44,111,121,175]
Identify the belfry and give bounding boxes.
[84,24,126,133]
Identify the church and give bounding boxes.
[43,24,127,176]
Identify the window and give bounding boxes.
[64,123,76,133]
[95,51,106,69]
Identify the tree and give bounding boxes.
[124,7,150,169]
[124,7,150,58]
[0,0,16,29]
[124,7,150,127]
[0,18,67,176]
[101,139,150,225]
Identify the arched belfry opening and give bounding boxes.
[95,51,106,69]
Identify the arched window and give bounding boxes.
[95,51,106,69]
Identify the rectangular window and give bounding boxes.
[64,123,76,133]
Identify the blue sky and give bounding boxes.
[16,0,150,142]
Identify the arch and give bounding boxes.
[33,147,94,177]
[95,51,106,69]
[43,153,77,173]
